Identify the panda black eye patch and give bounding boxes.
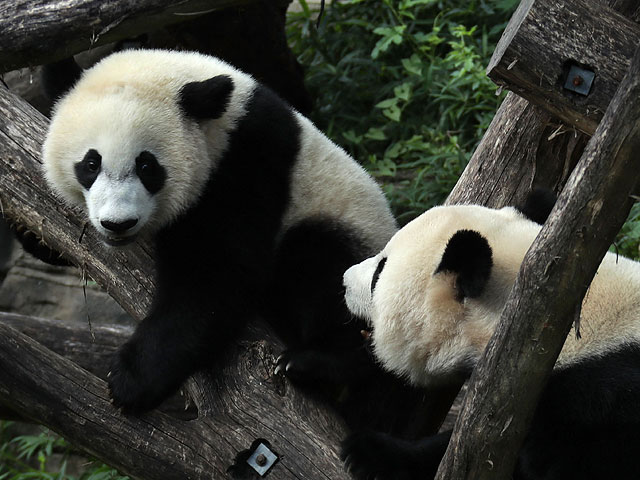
[136,151,166,194]
[371,257,387,293]
[75,149,102,189]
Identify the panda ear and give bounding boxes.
[179,75,234,120]
[435,229,493,300]
[516,187,557,225]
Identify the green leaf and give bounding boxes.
[393,82,412,101]
[382,103,402,122]
[364,127,387,141]
[375,98,398,109]
[401,55,423,75]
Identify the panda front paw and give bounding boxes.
[275,349,327,383]
[107,340,175,414]
[341,431,418,480]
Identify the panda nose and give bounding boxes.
[101,218,138,233]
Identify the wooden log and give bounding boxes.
[436,44,640,480]
[0,0,252,73]
[0,319,348,479]
[0,312,197,421]
[487,0,640,135]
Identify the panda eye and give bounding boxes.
[75,149,102,189]
[86,158,100,172]
[371,257,387,293]
[135,151,166,194]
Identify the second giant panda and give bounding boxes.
[342,196,640,479]
[39,49,399,414]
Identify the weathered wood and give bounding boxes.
[0,0,254,73]
[446,91,586,208]
[488,0,640,135]
[436,44,640,480]
[0,312,197,421]
[0,73,349,479]
[0,319,348,479]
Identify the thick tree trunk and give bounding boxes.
[436,43,640,480]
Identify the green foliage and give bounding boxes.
[288,0,518,222]
[613,202,640,260]
[0,421,128,480]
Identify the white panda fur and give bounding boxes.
[40,49,398,413]
[342,200,640,479]
[43,50,394,247]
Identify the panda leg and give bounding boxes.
[269,218,375,384]
[341,430,451,480]
[108,249,251,413]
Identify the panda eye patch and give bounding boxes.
[136,151,166,194]
[371,257,387,293]
[75,149,102,190]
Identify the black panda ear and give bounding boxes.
[179,75,234,120]
[516,187,557,225]
[435,229,492,300]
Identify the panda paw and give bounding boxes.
[107,340,173,414]
[341,431,418,480]
[274,349,328,383]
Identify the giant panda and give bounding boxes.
[39,49,399,414]
[341,195,640,479]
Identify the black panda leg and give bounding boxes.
[270,219,437,435]
[269,218,373,383]
[341,430,451,480]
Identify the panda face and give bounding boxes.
[73,146,166,245]
[344,205,538,386]
[42,74,216,246]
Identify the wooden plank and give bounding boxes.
[0,0,252,73]
[487,0,640,135]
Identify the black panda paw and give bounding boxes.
[274,349,327,383]
[341,431,417,480]
[107,341,172,414]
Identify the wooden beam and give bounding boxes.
[0,0,253,73]
[437,44,640,480]
[488,0,640,135]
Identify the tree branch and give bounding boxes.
[0,319,348,479]
[0,0,254,73]
[436,42,640,480]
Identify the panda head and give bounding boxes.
[343,204,541,386]
[41,50,237,246]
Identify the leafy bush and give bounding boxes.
[614,202,640,260]
[0,421,128,480]
[288,0,518,223]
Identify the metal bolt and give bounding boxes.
[256,454,267,467]
[572,75,584,86]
